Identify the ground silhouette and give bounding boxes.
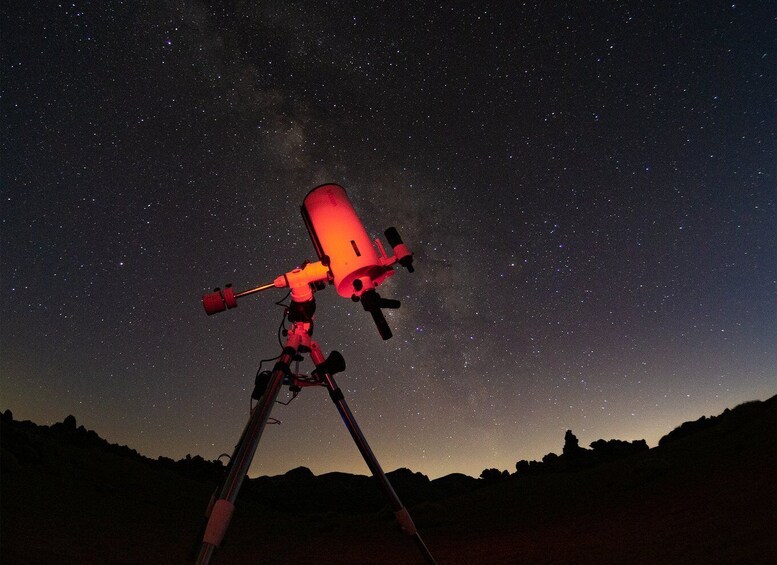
[1,395,775,564]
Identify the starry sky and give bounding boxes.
[2,2,775,480]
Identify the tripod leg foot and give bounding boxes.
[202,499,235,547]
[317,371,437,563]
[394,507,417,535]
[193,343,299,565]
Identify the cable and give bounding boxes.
[250,354,280,413]
[249,291,297,413]
[274,289,291,308]
[275,290,291,348]
[249,300,292,413]
[275,390,299,406]
[277,314,287,349]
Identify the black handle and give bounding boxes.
[360,289,398,340]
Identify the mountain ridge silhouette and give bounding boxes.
[1,394,775,563]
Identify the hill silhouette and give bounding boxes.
[1,395,775,564]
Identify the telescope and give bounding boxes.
[201,183,414,339]
[192,184,436,565]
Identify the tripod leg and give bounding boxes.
[311,346,437,565]
[194,343,299,565]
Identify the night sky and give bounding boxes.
[2,2,775,480]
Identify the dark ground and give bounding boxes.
[2,396,775,564]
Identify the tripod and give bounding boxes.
[193,295,437,564]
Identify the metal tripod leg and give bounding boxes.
[194,339,300,565]
[310,344,438,565]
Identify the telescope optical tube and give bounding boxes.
[301,184,390,298]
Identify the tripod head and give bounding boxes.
[201,184,414,339]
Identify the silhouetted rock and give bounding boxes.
[590,438,649,461]
[157,453,225,482]
[560,430,597,470]
[563,430,585,457]
[515,428,651,476]
[659,415,716,445]
[515,459,546,475]
[64,414,77,430]
[659,398,774,448]
[480,468,509,482]
[285,466,315,480]
[385,467,433,506]
[431,473,479,496]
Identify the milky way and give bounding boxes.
[2,2,775,478]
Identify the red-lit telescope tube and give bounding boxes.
[301,184,393,298]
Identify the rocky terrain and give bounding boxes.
[2,395,775,564]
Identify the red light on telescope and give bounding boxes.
[302,184,392,298]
